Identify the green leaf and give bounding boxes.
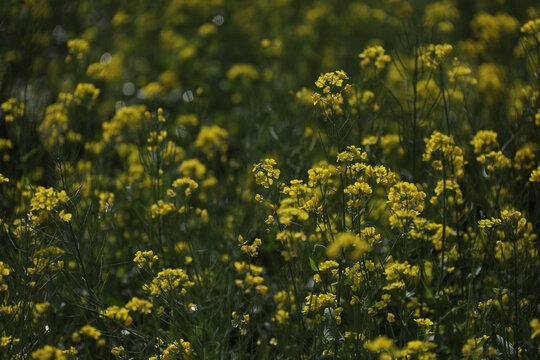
[309,256,318,272]
[423,281,433,300]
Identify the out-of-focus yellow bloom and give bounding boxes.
[80,324,101,340]
[359,46,391,70]
[1,98,24,122]
[326,232,369,260]
[66,38,89,61]
[420,43,453,69]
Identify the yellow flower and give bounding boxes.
[419,43,453,69]
[470,130,499,154]
[312,70,350,111]
[59,210,72,222]
[302,292,337,313]
[125,297,153,314]
[150,200,176,218]
[227,64,259,81]
[195,125,228,158]
[253,158,280,188]
[359,46,391,70]
[414,318,434,327]
[111,346,124,356]
[66,38,89,61]
[530,166,540,182]
[142,268,194,295]
[133,250,159,268]
[364,336,395,352]
[326,232,369,260]
[1,98,24,122]
[1,336,20,347]
[530,318,540,339]
[80,324,101,340]
[387,181,426,228]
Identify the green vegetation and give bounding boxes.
[1,0,540,358]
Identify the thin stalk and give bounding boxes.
[512,231,519,359]
[435,156,448,342]
[412,37,419,182]
[439,64,451,135]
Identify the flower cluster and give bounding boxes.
[312,70,351,111]
[521,18,540,41]
[359,45,391,70]
[422,131,465,177]
[387,182,426,228]
[2,1,540,359]
[1,98,24,122]
[142,268,194,295]
[419,43,453,69]
[252,158,280,188]
[133,250,159,268]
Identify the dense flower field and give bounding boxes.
[1,0,540,358]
